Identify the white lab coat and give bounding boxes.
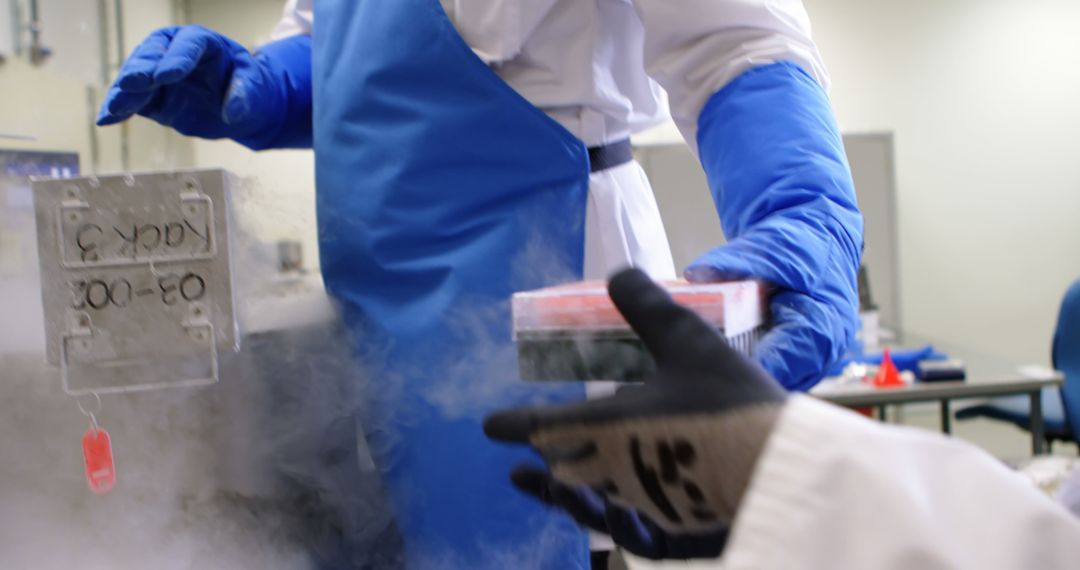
[715,396,1080,569]
[272,0,831,283]
[273,0,827,149]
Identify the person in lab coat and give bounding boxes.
[96,1,863,568]
[486,268,1080,567]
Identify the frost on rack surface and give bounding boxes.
[32,169,239,395]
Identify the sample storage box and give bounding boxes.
[513,279,766,382]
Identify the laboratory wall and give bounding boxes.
[804,0,1080,363]
[0,0,194,173]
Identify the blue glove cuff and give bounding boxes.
[690,62,864,390]
[229,34,313,150]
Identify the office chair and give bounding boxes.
[955,278,1080,449]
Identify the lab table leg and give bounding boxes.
[1030,389,1046,455]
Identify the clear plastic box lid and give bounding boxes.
[512,279,765,339]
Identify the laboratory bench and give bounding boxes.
[812,332,1064,455]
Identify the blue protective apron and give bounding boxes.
[313,0,591,567]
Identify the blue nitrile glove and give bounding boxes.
[96,26,312,150]
[686,61,864,392]
[485,269,786,560]
[511,470,729,560]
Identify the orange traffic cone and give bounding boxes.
[872,348,905,389]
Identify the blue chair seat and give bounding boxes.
[955,387,1073,441]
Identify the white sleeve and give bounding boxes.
[271,0,313,39]
[722,395,1080,570]
[268,1,556,62]
[446,0,559,63]
[1056,466,1080,518]
[630,0,829,147]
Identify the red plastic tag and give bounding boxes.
[82,428,116,494]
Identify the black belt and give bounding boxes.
[587,138,633,173]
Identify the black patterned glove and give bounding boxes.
[485,268,787,559]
